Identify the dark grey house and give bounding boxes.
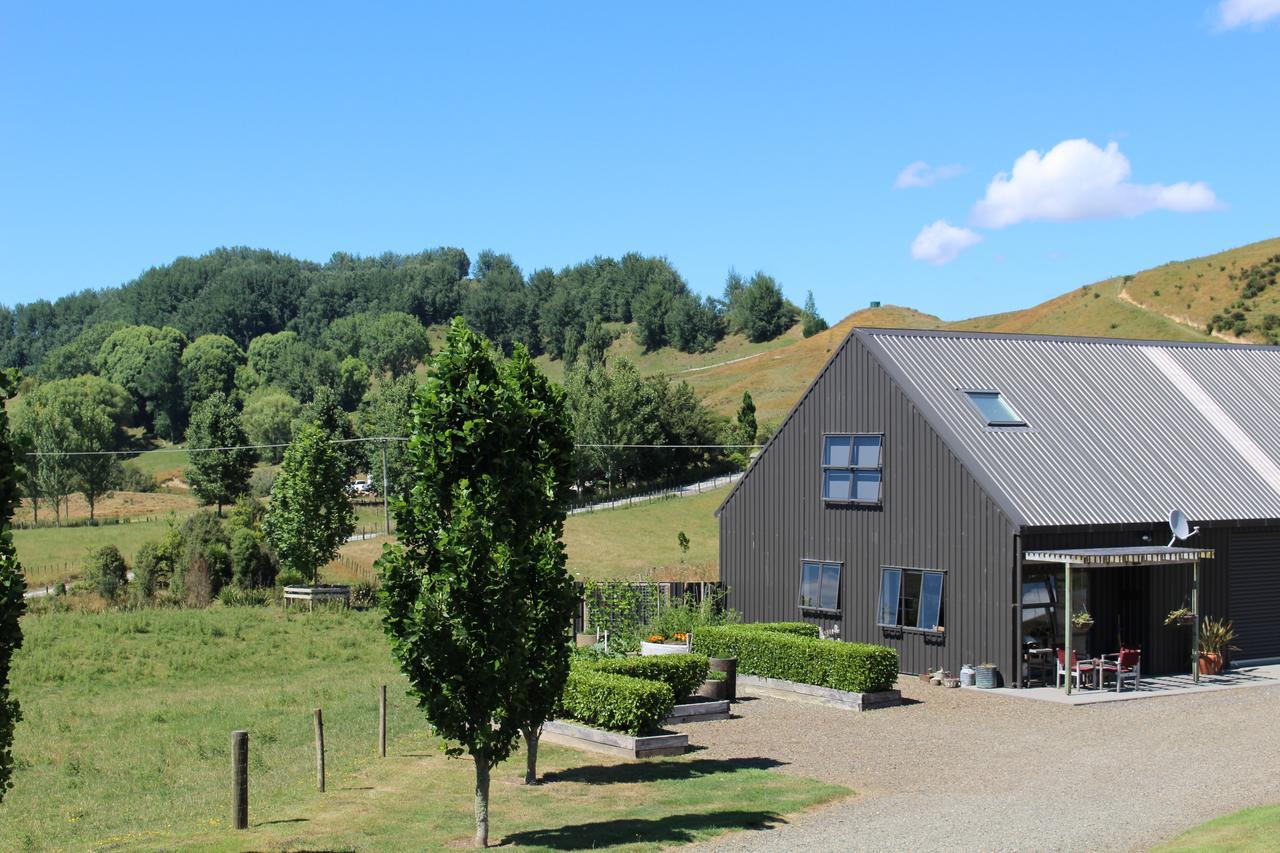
[717,328,1280,686]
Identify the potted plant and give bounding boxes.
[695,669,730,700]
[1197,617,1240,675]
[1071,611,1095,631]
[1164,607,1196,627]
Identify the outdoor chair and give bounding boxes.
[1097,647,1142,692]
[1055,649,1097,690]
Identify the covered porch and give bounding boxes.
[1018,545,1216,695]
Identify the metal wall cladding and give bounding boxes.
[861,330,1280,528]
[719,333,1017,677]
[1228,528,1280,661]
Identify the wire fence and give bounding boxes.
[568,471,743,514]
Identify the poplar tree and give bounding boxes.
[378,319,575,847]
[0,370,27,802]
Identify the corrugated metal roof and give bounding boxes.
[858,328,1280,528]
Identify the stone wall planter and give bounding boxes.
[737,674,902,711]
[640,641,691,656]
[542,720,688,759]
[662,698,730,725]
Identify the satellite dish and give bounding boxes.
[1167,509,1199,547]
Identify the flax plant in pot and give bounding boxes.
[1197,617,1240,675]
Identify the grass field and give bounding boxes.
[6,607,846,850]
[15,490,197,528]
[323,485,729,585]
[16,515,188,588]
[1157,804,1280,851]
[123,446,192,487]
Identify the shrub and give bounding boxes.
[641,589,738,640]
[216,586,275,607]
[174,511,231,596]
[351,580,378,608]
[578,653,709,701]
[132,540,173,601]
[557,667,674,735]
[275,567,306,588]
[249,466,277,499]
[82,545,129,599]
[750,622,820,638]
[118,466,157,493]
[229,528,274,588]
[692,625,899,693]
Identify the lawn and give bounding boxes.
[123,445,192,486]
[1157,804,1280,852]
[5,606,846,851]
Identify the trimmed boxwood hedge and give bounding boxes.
[557,667,675,735]
[691,625,898,694]
[752,622,821,638]
[578,653,709,701]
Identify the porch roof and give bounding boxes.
[1023,546,1215,567]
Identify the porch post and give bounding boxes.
[1192,558,1200,684]
[1063,560,1073,695]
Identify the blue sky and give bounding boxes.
[2,2,1277,321]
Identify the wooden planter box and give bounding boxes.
[283,585,350,610]
[737,674,902,711]
[541,720,688,759]
[662,698,730,725]
[640,641,691,656]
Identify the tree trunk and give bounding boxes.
[522,726,540,785]
[87,491,95,523]
[473,751,491,848]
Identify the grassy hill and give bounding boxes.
[566,237,1278,427]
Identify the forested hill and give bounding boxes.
[0,246,818,376]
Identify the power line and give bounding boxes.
[24,436,764,459]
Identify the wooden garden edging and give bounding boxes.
[737,674,902,711]
[662,699,730,725]
[541,720,688,759]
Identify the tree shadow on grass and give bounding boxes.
[502,809,785,850]
[540,757,785,786]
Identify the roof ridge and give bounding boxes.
[853,326,1280,351]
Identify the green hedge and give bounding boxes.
[751,622,821,638]
[579,653,709,701]
[557,667,676,735]
[691,625,898,693]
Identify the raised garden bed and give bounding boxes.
[737,674,902,711]
[662,698,730,725]
[640,640,691,656]
[542,720,688,759]
[282,584,350,610]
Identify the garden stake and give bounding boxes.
[313,709,325,792]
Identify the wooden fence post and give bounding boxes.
[313,709,325,792]
[378,685,387,758]
[231,730,248,830]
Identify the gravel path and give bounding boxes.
[676,676,1280,852]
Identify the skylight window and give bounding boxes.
[963,390,1026,427]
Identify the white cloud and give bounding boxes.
[911,220,982,265]
[969,139,1220,229]
[894,161,966,189]
[1216,0,1280,29]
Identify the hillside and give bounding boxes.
[595,237,1278,427]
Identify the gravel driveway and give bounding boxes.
[675,676,1280,852]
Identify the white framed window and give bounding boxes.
[822,433,882,504]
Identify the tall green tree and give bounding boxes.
[185,392,254,515]
[264,422,356,584]
[11,376,131,522]
[0,370,27,803]
[378,319,575,847]
[179,334,245,407]
[726,272,793,343]
[736,391,758,447]
[800,290,828,338]
[242,389,302,463]
[296,386,362,480]
[95,324,189,439]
